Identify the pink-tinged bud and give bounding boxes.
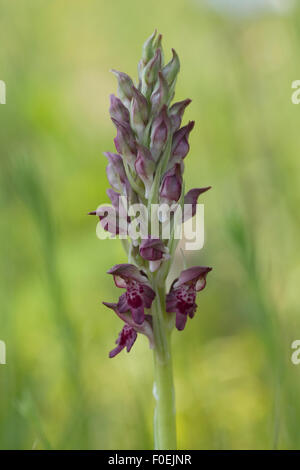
[183,187,211,222]
[132,88,149,123]
[109,94,130,123]
[139,237,167,261]
[150,71,169,115]
[104,152,127,192]
[169,99,192,132]
[142,49,162,95]
[160,163,182,203]
[162,49,180,86]
[168,121,195,169]
[134,145,155,198]
[130,88,149,139]
[150,105,171,161]
[111,70,134,108]
[112,118,137,166]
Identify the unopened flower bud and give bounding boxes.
[150,71,169,115]
[130,88,149,139]
[141,49,162,97]
[168,121,195,169]
[141,30,157,66]
[111,69,134,109]
[139,237,167,261]
[162,49,180,86]
[153,33,163,64]
[112,118,137,166]
[134,145,155,198]
[150,105,171,161]
[169,99,191,132]
[160,163,182,203]
[104,152,127,192]
[109,94,130,123]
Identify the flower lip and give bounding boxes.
[109,324,137,358]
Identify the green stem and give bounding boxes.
[151,281,177,450]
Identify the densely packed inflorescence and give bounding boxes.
[89,31,212,357]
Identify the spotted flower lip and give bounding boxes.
[166,266,212,331]
[109,324,137,358]
[103,301,154,357]
[107,264,156,324]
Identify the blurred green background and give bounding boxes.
[1,0,300,450]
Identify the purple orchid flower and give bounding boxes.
[166,266,212,331]
[103,301,154,358]
[108,324,137,358]
[107,264,156,324]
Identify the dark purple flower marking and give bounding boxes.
[166,266,212,331]
[107,264,156,324]
[109,324,137,358]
